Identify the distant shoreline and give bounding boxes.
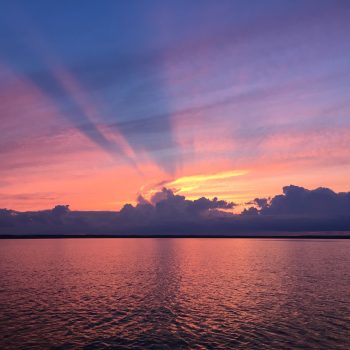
[1,234,349,239]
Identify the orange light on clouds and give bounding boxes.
[1,10,350,214]
[139,169,248,211]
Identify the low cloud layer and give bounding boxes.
[1,185,349,236]
[244,185,350,216]
[120,188,235,223]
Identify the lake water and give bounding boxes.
[0,238,349,349]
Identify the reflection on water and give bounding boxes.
[0,238,349,349]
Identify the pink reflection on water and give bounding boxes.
[1,238,349,348]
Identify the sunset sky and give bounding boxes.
[1,0,350,212]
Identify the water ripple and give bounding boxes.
[0,238,349,349]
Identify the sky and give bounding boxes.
[1,0,350,212]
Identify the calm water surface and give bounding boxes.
[0,238,349,349]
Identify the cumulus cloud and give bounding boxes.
[119,188,235,223]
[245,185,350,216]
[241,207,259,216]
[0,185,350,236]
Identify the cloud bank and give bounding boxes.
[0,185,349,236]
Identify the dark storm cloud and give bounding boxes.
[1,185,350,236]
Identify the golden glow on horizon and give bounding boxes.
[1,50,350,212]
[170,169,248,187]
[139,169,249,211]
